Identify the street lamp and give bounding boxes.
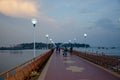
[69,40,72,47]
[69,40,71,43]
[84,33,87,38]
[51,41,56,47]
[84,33,87,53]
[45,34,49,49]
[46,34,49,38]
[74,38,76,43]
[31,19,37,58]
[49,38,52,48]
[74,38,76,47]
[49,38,52,42]
[49,38,56,48]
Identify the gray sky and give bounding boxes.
[0,0,120,47]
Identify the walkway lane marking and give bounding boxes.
[61,54,85,73]
[66,66,84,72]
[63,60,75,64]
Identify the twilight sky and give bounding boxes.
[0,0,120,47]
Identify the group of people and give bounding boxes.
[56,46,73,56]
[56,46,60,53]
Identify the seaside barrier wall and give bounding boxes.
[69,50,120,73]
[0,49,54,80]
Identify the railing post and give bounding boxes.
[6,72,9,78]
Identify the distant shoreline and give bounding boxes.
[0,42,90,50]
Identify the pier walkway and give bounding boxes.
[38,50,120,80]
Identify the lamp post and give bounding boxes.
[74,38,76,43]
[69,40,71,43]
[45,34,49,49]
[69,40,72,47]
[49,38,52,48]
[84,33,87,53]
[74,38,76,47]
[49,38,52,42]
[49,38,56,48]
[31,19,37,58]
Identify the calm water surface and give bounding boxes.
[74,47,120,56]
[0,49,49,73]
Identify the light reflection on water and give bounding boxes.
[0,50,49,73]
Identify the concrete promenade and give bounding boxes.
[38,50,120,80]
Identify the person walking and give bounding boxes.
[63,46,67,56]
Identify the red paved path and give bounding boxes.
[39,51,120,80]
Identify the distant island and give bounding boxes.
[0,42,90,50]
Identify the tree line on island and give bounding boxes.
[0,42,90,50]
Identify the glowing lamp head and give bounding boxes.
[84,33,87,38]
[31,19,37,27]
[46,34,49,38]
[69,40,71,43]
[49,38,52,41]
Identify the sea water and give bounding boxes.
[74,47,120,56]
[0,49,49,73]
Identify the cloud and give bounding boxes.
[0,0,59,26]
[0,0,38,18]
[94,18,120,30]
